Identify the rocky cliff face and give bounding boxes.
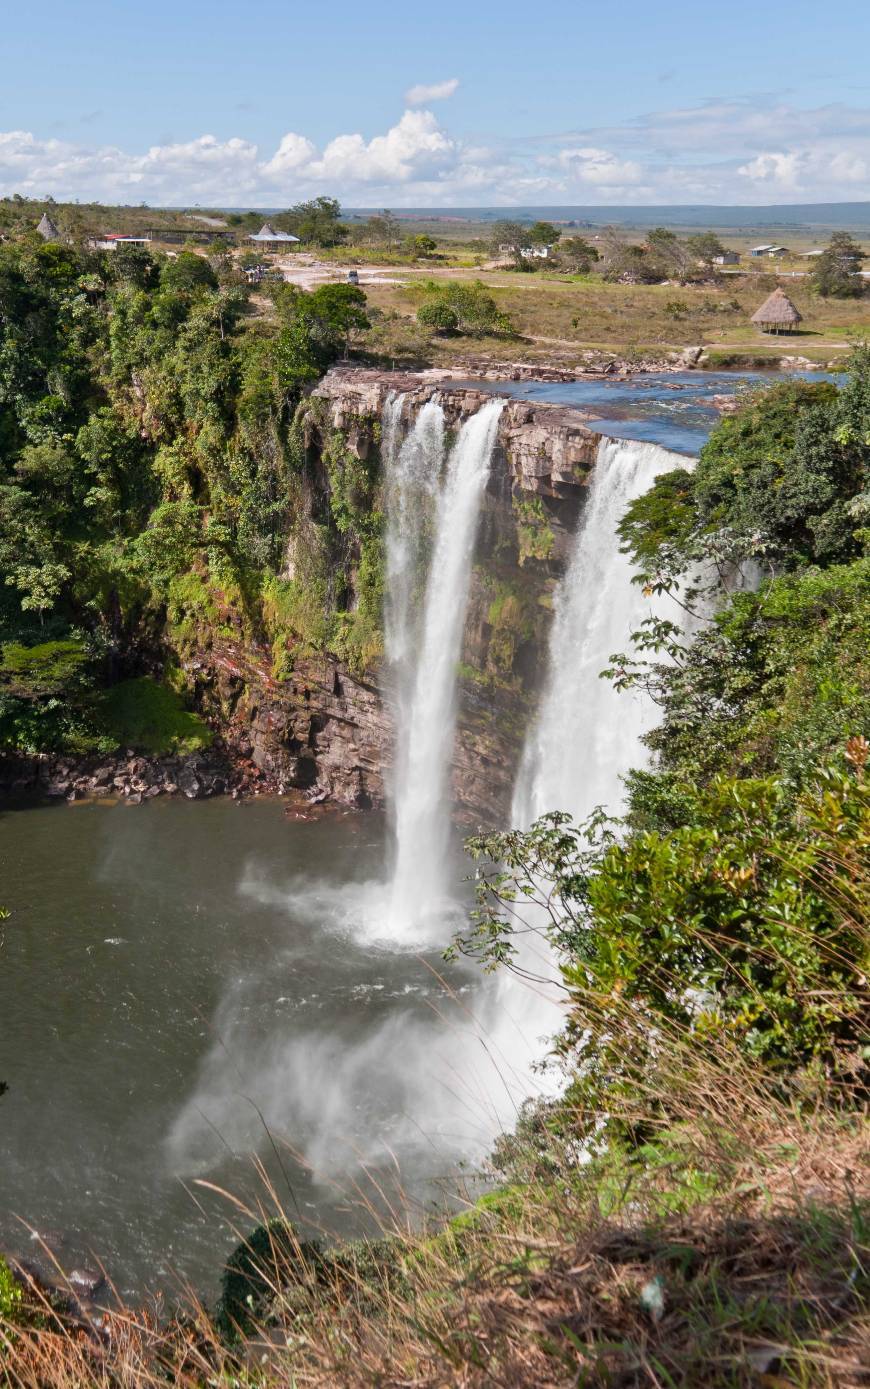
[189,369,605,826]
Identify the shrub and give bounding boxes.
[416,280,513,337]
[0,1256,21,1320]
[96,676,212,755]
[417,300,459,333]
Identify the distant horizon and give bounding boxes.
[11,197,870,227]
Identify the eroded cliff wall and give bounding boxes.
[186,368,604,826]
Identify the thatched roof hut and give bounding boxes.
[36,212,61,241]
[750,287,802,334]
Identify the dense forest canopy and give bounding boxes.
[0,235,375,754]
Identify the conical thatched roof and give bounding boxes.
[751,286,802,329]
[258,222,278,237]
[36,212,60,241]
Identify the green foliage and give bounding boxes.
[464,759,869,1080]
[620,350,870,593]
[306,282,369,340]
[279,196,348,247]
[557,236,599,272]
[512,494,555,564]
[96,677,212,755]
[582,766,869,1068]
[0,635,105,754]
[0,1256,22,1321]
[810,231,866,299]
[623,560,870,827]
[404,233,437,257]
[160,250,218,294]
[484,579,534,679]
[527,220,561,247]
[0,227,387,756]
[0,638,91,698]
[417,280,513,337]
[417,299,459,333]
[686,230,726,265]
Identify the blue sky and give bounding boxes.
[1,0,869,205]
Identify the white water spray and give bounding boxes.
[386,398,504,937]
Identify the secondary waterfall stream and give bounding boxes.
[514,436,693,829]
[507,436,695,1043]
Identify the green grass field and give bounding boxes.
[356,269,870,367]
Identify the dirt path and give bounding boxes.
[277,254,408,289]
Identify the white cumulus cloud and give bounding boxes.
[555,147,643,186]
[404,78,460,106]
[0,95,869,207]
[737,151,804,188]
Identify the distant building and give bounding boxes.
[247,222,301,251]
[798,249,825,257]
[750,286,802,334]
[88,233,152,251]
[713,250,740,265]
[750,244,789,258]
[36,212,61,241]
[498,242,554,260]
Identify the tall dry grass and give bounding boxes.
[1,994,867,1388]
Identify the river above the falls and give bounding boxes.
[0,797,517,1304]
[465,368,839,454]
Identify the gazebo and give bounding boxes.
[750,287,802,334]
[247,222,301,251]
[36,212,60,241]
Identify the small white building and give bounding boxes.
[247,223,301,251]
[713,250,740,265]
[88,233,152,251]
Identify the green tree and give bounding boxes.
[417,300,459,333]
[282,197,348,247]
[111,243,159,288]
[558,236,599,272]
[160,250,219,294]
[416,280,513,336]
[527,220,561,247]
[687,231,726,267]
[811,231,866,299]
[307,282,370,354]
[489,220,528,269]
[403,233,437,258]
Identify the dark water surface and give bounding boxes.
[470,369,839,454]
[0,798,494,1302]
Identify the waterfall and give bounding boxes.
[513,436,693,830]
[502,437,695,1064]
[382,394,445,843]
[385,396,505,938]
